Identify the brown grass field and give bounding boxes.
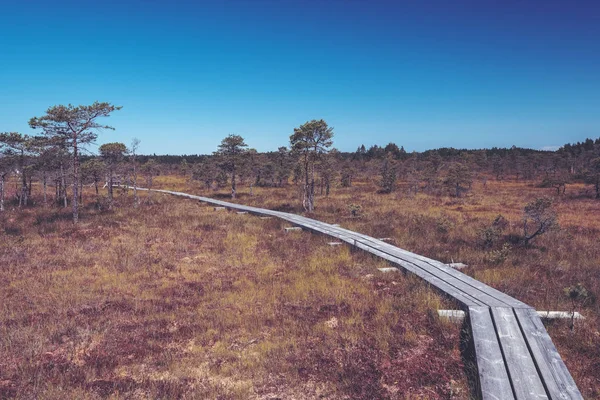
[1,175,599,399]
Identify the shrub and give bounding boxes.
[436,215,454,235]
[478,215,508,248]
[522,197,559,245]
[487,243,511,265]
[348,203,362,217]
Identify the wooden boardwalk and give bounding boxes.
[144,188,583,400]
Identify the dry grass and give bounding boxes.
[0,185,470,399]
[151,175,600,399]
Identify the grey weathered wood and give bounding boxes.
[354,234,529,308]
[438,310,583,323]
[447,262,468,270]
[469,306,515,400]
[351,240,485,308]
[437,309,465,323]
[491,307,548,399]
[377,267,398,273]
[328,242,343,246]
[536,311,584,320]
[284,226,302,232]
[237,211,248,214]
[214,207,227,211]
[515,308,583,399]
[326,223,531,309]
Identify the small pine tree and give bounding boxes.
[215,134,248,199]
[563,284,589,330]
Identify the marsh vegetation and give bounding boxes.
[1,115,600,398]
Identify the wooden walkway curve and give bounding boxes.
[142,188,583,400]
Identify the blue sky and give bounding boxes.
[1,0,599,155]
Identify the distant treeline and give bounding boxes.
[116,137,600,164]
[3,100,598,221]
[2,134,600,215]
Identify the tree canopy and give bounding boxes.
[215,134,248,198]
[29,102,121,222]
[290,119,334,211]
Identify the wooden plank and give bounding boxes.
[490,307,548,399]
[351,240,485,308]
[438,309,465,323]
[468,306,515,400]
[377,267,398,273]
[337,228,530,309]
[439,310,585,323]
[536,311,584,320]
[514,309,583,399]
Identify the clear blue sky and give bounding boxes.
[1,0,599,155]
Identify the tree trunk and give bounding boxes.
[308,153,315,212]
[231,167,236,199]
[93,177,99,208]
[0,173,5,212]
[302,152,311,212]
[122,173,129,196]
[21,173,27,207]
[72,139,79,223]
[146,176,153,203]
[133,158,138,208]
[19,158,27,208]
[17,150,27,208]
[61,162,68,208]
[108,167,114,209]
[43,172,47,207]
